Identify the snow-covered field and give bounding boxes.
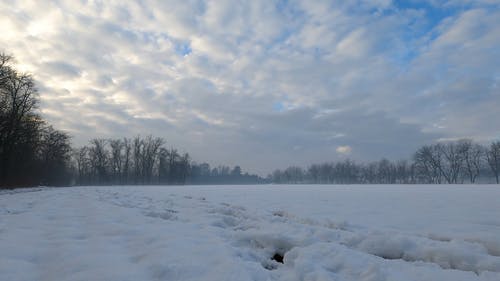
[1,185,500,281]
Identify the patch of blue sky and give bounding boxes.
[382,1,464,68]
[272,101,285,113]
[275,0,289,12]
[363,1,466,43]
[264,1,305,50]
[175,42,192,56]
[275,0,305,19]
[393,0,462,30]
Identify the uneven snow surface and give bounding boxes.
[1,185,500,281]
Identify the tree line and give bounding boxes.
[270,140,500,184]
[189,163,267,185]
[73,136,265,186]
[1,53,72,187]
[74,136,187,185]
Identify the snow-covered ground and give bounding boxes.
[1,185,500,281]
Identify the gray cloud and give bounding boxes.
[42,61,82,78]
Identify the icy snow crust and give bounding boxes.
[1,185,500,281]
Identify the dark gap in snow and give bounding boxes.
[272,253,284,263]
[272,210,286,217]
[376,253,404,260]
[426,234,452,242]
[262,252,286,270]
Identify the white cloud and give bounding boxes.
[336,146,353,155]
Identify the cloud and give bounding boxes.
[42,61,82,78]
[336,146,352,155]
[0,0,499,175]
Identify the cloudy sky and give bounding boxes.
[1,0,499,174]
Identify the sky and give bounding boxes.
[1,0,499,175]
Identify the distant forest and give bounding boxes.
[1,53,499,188]
[271,139,500,185]
[74,136,266,186]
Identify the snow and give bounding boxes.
[1,185,500,281]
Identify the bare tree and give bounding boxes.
[109,138,124,184]
[0,53,13,93]
[167,148,179,184]
[377,158,394,184]
[308,164,321,184]
[73,146,90,185]
[39,126,72,186]
[132,136,143,184]
[89,139,108,184]
[335,160,358,184]
[460,140,484,183]
[395,160,413,184]
[141,136,164,184]
[179,153,190,183]
[414,145,443,184]
[486,141,500,184]
[129,135,165,184]
[284,166,304,184]
[122,138,132,184]
[438,142,467,184]
[319,163,333,183]
[0,53,43,186]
